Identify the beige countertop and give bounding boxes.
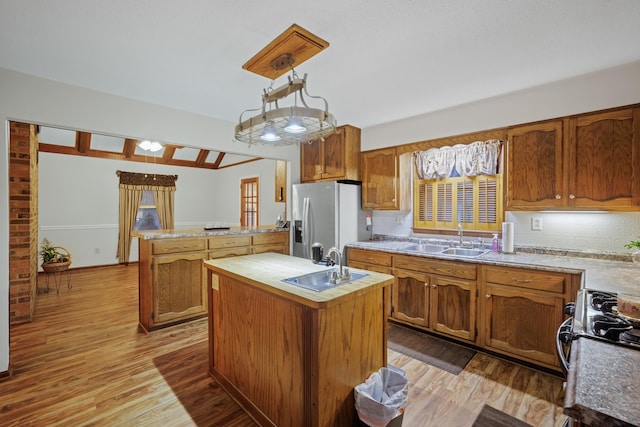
[136,225,289,240]
[204,252,394,309]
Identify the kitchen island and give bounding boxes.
[136,226,289,332]
[204,252,394,427]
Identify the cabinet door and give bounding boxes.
[431,276,477,342]
[362,148,399,210]
[506,120,564,209]
[321,129,347,180]
[568,107,640,209]
[152,252,206,325]
[300,139,323,182]
[392,269,429,327]
[483,283,563,367]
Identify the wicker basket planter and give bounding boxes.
[40,241,72,273]
[42,259,71,273]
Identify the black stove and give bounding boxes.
[572,289,640,350]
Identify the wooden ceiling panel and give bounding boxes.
[242,24,329,79]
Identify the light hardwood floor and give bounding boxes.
[2,264,569,426]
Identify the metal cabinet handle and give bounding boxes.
[569,194,575,199]
[432,284,436,288]
[555,194,561,199]
[486,294,490,299]
[512,278,533,283]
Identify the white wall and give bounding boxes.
[361,60,640,151]
[38,152,284,268]
[372,210,640,254]
[0,67,300,374]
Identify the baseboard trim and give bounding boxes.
[0,363,13,382]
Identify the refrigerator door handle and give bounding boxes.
[302,197,311,259]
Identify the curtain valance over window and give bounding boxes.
[116,170,178,187]
[414,139,502,179]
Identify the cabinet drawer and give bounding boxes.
[393,255,476,280]
[208,247,251,259]
[252,244,288,254]
[347,248,392,267]
[252,232,288,246]
[208,235,252,249]
[152,238,206,255]
[485,266,566,293]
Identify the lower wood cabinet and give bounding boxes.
[347,247,581,372]
[481,265,579,370]
[252,231,289,254]
[393,269,430,327]
[139,230,289,332]
[431,275,477,342]
[151,252,207,325]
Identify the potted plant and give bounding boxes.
[40,238,72,272]
[624,240,640,264]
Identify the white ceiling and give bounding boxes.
[2,0,640,132]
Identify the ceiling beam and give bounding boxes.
[38,138,265,171]
[123,138,138,158]
[75,131,92,154]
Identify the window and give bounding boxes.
[240,177,259,227]
[134,190,161,231]
[414,175,502,233]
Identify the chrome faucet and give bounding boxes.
[458,223,463,245]
[326,247,350,280]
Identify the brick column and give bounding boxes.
[8,121,38,325]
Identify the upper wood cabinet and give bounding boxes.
[567,107,640,209]
[300,124,361,182]
[361,148,412,210]
[506,106,640,210]
[506,120,564,209]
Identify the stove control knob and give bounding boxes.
[564,302,575,316]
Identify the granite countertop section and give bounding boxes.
[346,240,640,294]
[204,252,394,309]
[136,225,289,240]
[565,337,640,426]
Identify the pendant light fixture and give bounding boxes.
[234,24,336,146]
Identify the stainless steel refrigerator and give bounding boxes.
[291,181,371,260]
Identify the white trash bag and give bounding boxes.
[354,367,409,427]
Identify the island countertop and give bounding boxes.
[204,252,394,309]
[136,225,288,240]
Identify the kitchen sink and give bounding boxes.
[404,243,449,253]
[439,247,490,257]
[282,269,369,292]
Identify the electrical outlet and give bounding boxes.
[394,214,402,224]
[531,217,542,231]
[94,248,100,254]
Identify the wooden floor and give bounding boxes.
[2,264,569,426]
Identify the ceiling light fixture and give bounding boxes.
[234,53,336,146]
[138,140,163,152]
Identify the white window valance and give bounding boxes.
[413,139,502,179]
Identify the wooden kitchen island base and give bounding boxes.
[205,253,394,427]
